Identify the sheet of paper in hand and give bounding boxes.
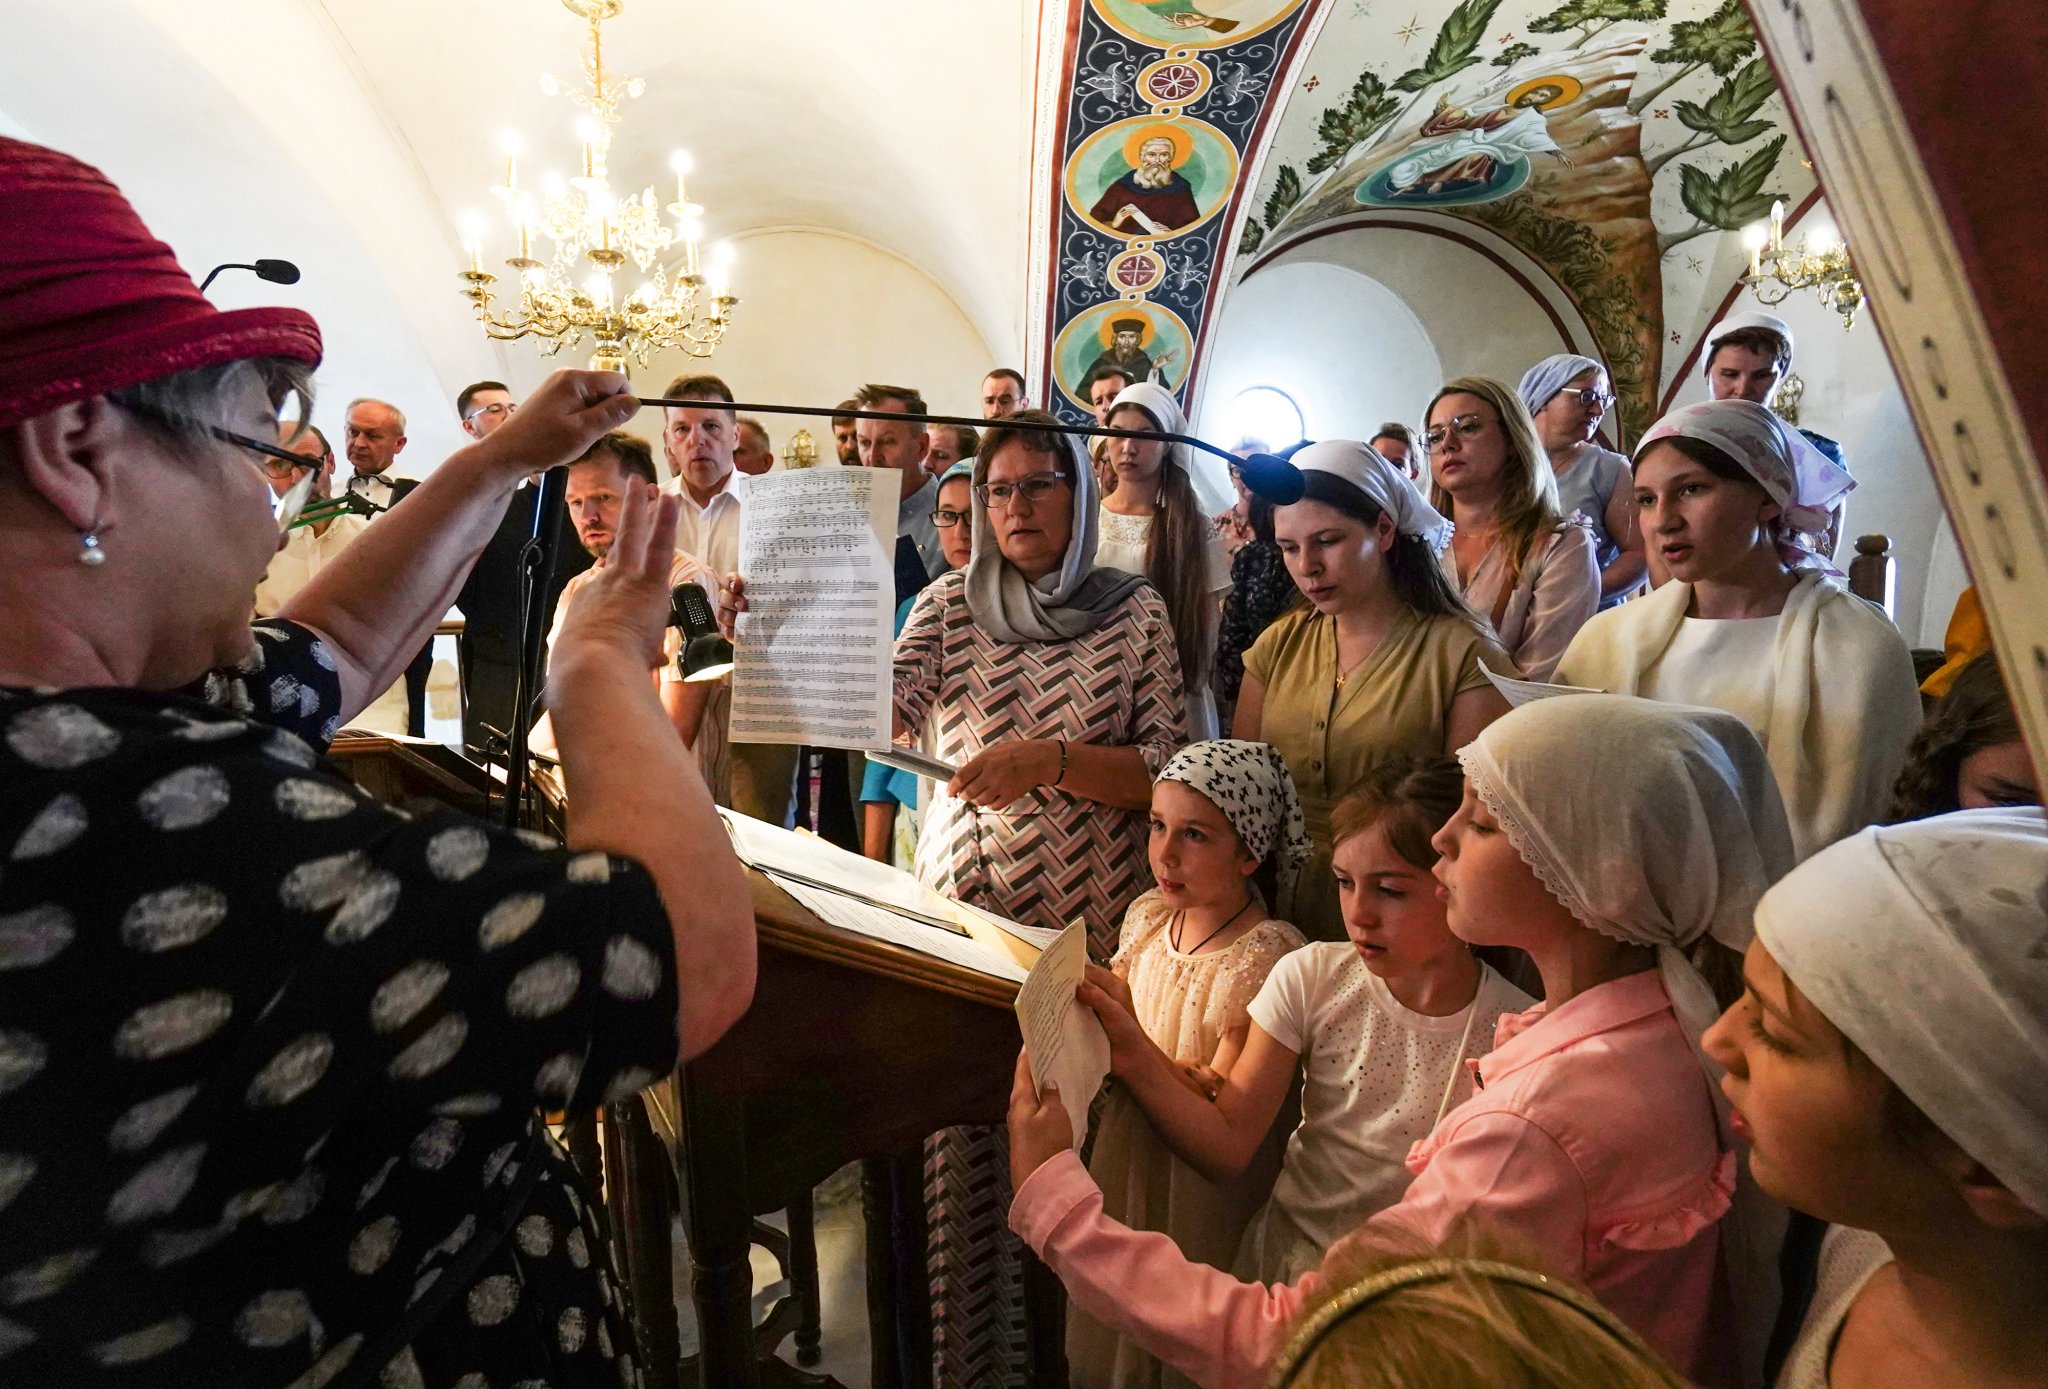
[1480,660,1603,708]
[1014,918,1112,1148]
[732,467,897,750]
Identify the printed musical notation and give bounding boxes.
[732,468,897,749]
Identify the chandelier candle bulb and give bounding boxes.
[1770,198,1786,252]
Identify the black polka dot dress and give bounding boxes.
[0,622,680,1387]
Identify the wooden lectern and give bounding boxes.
[327,736,1043,1389]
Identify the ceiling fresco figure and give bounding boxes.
[1090,133,1204,235]
[1377,86,1573,202]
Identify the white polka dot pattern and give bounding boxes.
[120,885,227,953]
[105,1143,206,1224]
[506,956,580,1020]
[0,1031,42,1096]
[467,1273,519,1326]
[10,794,86,860]
[427,826,491,883]
[274,779,358,822]
[137,766,231,831]
[246,1033,333,1106]
[6,705,119,769]
[370,961,450,1034]
[107,1085,198,1153]
[113,990,233,1060]
[90,1316,192,1364]
[600,936,660,1001]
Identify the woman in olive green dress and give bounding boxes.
[1234,441,1511,938]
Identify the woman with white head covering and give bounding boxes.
[1705,808,2048,1388]
[1518,353,1645,607]
[1557,398,1921,860]
[1234,440,1512,939]
[1099,380,1237,737]
[1004,696,1795,1389]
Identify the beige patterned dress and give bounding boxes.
[892,569,1189,1386]
[1067,892,1305,1388]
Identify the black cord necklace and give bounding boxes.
[1171,891,1259,956]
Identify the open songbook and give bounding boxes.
[717,809,1060,983]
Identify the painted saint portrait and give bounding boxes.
[1054,301,1194,409]
[1093,0,1304,50]
[1356,76,1582,209]
[1067,118,1239,241]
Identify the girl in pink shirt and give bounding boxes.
[1008,695,1797,1389]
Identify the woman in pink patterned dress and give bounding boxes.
[895,410,1190,1384]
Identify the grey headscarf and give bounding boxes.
[964,423,1148,644]
[1517,353,1606,418]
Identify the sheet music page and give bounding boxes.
[718,809,966,933]
[767,874,1029,984]
[732,467,896,749]
[1013,920,1112,1148]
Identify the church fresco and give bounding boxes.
[1235,0,1817,438]
[1066,116,1240,239]
[1053,300,1196,408]
[1095,0,1307,52]
[1029,0,1327,425]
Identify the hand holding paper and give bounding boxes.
[1012,918,1112,1149]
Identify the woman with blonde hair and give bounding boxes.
[1271,1236,1691,1389]
[1425,376,1600,680]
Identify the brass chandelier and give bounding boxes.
[1741,200,1864,329]
[456,0,737,374]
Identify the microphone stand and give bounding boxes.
[501,466,568,829]
[632,396,1298,480]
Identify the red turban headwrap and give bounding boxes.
[0,136,322,431]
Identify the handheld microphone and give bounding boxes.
[668,581,735,682]
[199,258,303,293]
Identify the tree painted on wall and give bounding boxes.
[1662,134,1788,253]
[1528,0,1669,47]
[1629,0,1755,114]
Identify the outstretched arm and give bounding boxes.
[283,370,639,723]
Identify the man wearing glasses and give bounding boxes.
[451,379,591,754]
[253,422,370,617]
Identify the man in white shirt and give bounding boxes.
[341,396,416,513]
[254,423,369,616]
[660,373,793,823]
[658,373,747,576]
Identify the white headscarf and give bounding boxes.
[1756,807,2048,1216]
[1636,399,1854,568]
[964,425,1148,644]
[1289,440,1455,555]
[1517,353,1606,418]
[1157,739,1312,869]
[1460,694,1797,1388]
[1702,311,1795,373]
[1106,381,1238,518]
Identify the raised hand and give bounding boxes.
[549,480,680,677]
[473,369,639,479]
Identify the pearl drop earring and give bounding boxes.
[78,529,106,566]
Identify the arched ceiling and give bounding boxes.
[1023,0,1824,439]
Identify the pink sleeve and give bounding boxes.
[1010,1152,1319,1389]
[1513,525,1600,683]
[1365,1107,1591,1278]
[891,581,949,736]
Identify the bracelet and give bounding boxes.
[1053,739,1069,788]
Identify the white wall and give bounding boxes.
[1667,285,1962,647]
[624,228,994,469]
[1195,261,1442,444]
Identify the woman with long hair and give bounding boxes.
[1557,399,1922,859]
[1099,381,1237,738]
[1425,376,1601,680]
[1233,441,1510,939]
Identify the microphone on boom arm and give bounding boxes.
[631,395,1305,500]
[198,259,302,294]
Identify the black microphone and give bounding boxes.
[668,581,735,683]
[199,258,303,293]
[633,395,1298,490]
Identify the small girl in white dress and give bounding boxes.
[1066,739,1308,1388]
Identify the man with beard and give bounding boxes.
[832,398,861,467]
[1083,318,1173,391]
[981,368,1029,419]
[1088,134,1200,235]
[531,432,726,800]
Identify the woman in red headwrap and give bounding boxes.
[0,137,755,1387]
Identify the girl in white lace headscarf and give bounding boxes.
[1706,808,2048,1388]
[1558,398,1921,860]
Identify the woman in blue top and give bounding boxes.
[862,459,977,860]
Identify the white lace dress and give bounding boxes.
[1066,891,1305,1388]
